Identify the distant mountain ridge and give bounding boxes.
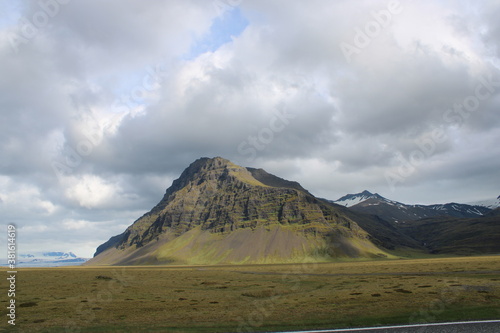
[398,213,500,255]
[467,195,500,210]
[1,252,89,267]
[332,190,500,255]
[333,190,493,223]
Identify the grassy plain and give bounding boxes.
[2,256,500,332]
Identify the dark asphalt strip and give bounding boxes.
[278,320,500,333]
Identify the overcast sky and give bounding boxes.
[1,0,499,258]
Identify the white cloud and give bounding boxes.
[63,174,119,209]
[0,176,58,216]
[20,225,49,233]
[62,219,92,231]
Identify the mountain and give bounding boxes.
[0,252,89,267]
[399,213,500,255]
[333,191,500,255]
[333,190,491,224]
[88,157,393,265]
[467,195,500,210]
[333,190,390,207]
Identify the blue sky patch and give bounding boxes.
[184,7,249,59]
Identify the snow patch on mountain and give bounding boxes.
[467,195,500,210]
[333,190,380,207]
[333,190,406,208]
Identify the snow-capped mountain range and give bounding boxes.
[1,251,89,268]
[467,195,500,210]
[332,191,498,223]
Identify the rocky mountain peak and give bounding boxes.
[187,156,238,173]
[148,157,266,214]
[333,190,382,207]
[172,156,248,185]
[175,156,263,185]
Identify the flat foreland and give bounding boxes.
[3,256,500,332]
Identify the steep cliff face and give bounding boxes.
[89,157,391,265]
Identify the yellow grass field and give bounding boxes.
[2,256,500,332]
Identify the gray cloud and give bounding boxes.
[1,0,499,257]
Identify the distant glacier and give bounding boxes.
[0,251,89,268]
